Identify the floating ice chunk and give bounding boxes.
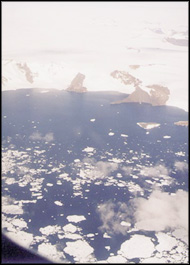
[7,231,33,248]
[120,235,155,259]
[64,233,83,240]
[172,228,188,244]
[63,224,77,233]
[103,233,111,238]
[2,205,23,215]
[105,246,111,251]
[39,225,61,236]
[109,158,123,163]
[56,180,62,185]
[59,173,69,178]
[67,215,86,223]
[117,183,125,187]
[86,233,95,238]
[54,201,63,206]
[121,134,128,137]
[12,219,27,229]
[175,151,185,157]
[82,147,95,153]
[107,255,127,263]
[38,242,65,262]
[156,232,178,252]
[64,240,94,262]
[141,257,167,263]
[5,178,16,185]
[137,122,160,130]
[163,135,171,139]
[120,221,131,227]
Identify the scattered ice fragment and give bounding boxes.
[82,147,95,153]
[175,151,185,157]
[2,205,23,215]
[6,231,33,248]
[103,233,111,238]
[46,183,53,187]
[156,232,178,252]
[63,224,77,233]
[86,233,94,238]
[105,246,111,251]
[39,225,61,236]
[66,215,86,223]
[141,256,167,263]
[74,159,80,163]
[64,240,94,263]
[107,255,127,263]
[121,134,128,137]
[12,219,27,229]
[64,234,82,240]
[109,158,123,163]
[56,180,62,185]
[38,242,65,262]
[54,201,63,206]
[120,221,131,227]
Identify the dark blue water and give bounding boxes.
[2,89,188,262]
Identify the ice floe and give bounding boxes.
[54,201,63,206]
[66,215,86,223]
[156,232,178,252]
[6,231,33,248]
[119,235,155,259]
[64,239,94,263]
[63,223,77,233]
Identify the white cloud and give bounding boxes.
[134,189,188,231]
[43,132,54,142]
[140,164,169,178]
[97,200,133,235]
[122,166,133,175]
[29,132,42,141]
[97,189,188,235]
[95,161,118,176]
[79,158,118,180]
[174,161,188,172]
[29,132,54,142]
